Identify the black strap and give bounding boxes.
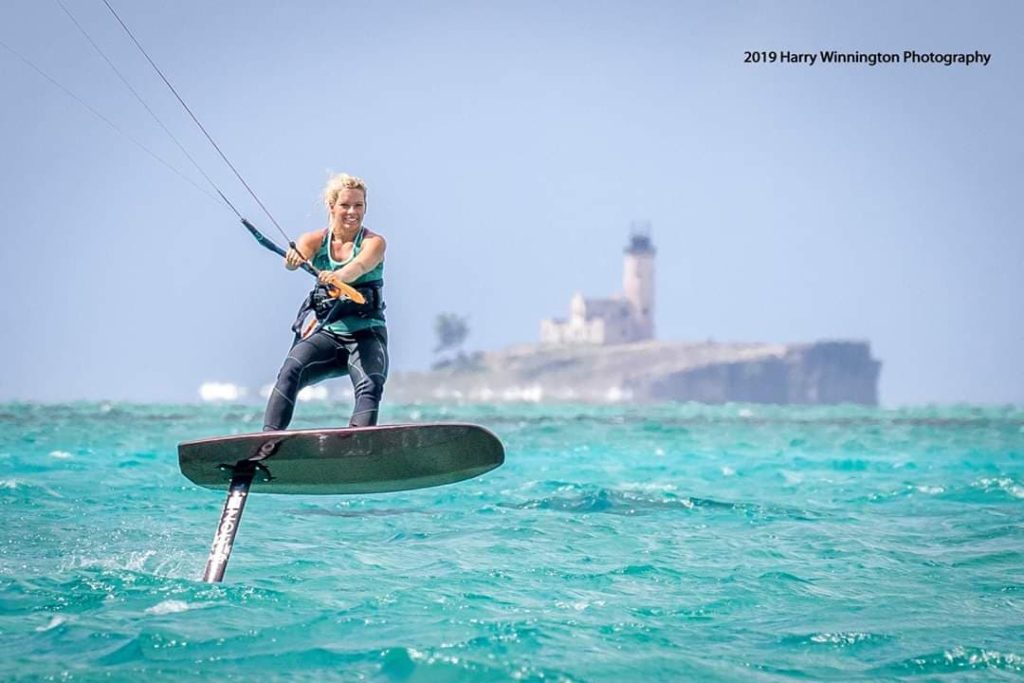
[291,280,385,337]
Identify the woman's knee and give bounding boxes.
[353,372,386,398]
[275,354,308,387]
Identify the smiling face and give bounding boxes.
[329,188,366,234]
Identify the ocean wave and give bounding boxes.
[380,645,582,682]
[144,599,203,615]
[781,631,892,648]
[34,614,69,633]
[498,482,820,520]
[974,477,1024,500]
[293,506,430,518]
[860,476,1024,505]
[876,645,1024,675]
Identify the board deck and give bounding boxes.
[178,423,504,495]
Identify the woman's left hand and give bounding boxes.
[318,271,340,286]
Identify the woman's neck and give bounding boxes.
[331,222,360,242]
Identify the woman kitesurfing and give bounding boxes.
[263,173,389,430]
[10,1,502,583]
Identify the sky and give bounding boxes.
[1,0,1021,405]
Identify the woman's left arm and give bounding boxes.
[326,232,387,284]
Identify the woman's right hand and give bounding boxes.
[284,247,306,270]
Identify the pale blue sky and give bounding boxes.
[1,0,1021,405]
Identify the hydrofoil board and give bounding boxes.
[179,423,504,495]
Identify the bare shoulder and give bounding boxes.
[297,228,325,249]
[363,229,387,250]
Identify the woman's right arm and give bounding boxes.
[285,230,323,270]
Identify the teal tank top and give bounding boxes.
[311,227,385,334]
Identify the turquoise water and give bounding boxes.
[1,402,1022,681]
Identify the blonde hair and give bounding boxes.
[323,173,367,208]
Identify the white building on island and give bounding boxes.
[540,224,656,345]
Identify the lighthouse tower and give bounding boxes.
[622,222,655,341]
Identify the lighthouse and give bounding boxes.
[539,223,657,345]
[623,221,655,341]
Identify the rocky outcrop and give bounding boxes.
[388,340,881,405]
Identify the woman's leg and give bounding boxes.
[344,327,389,427]
[263,331,345,430]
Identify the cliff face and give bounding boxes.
[642,342,879,404]
[388,340,881,405]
